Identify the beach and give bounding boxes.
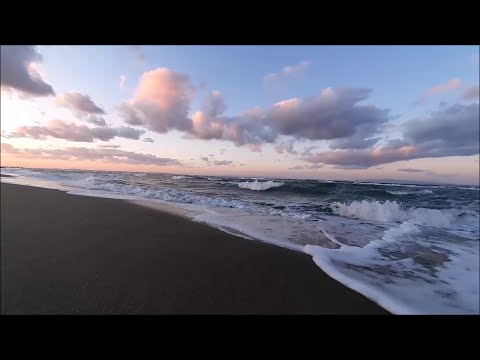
[1,183,389,314]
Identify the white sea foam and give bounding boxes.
[331,200,473,228]
[304,221,480,314]
[172,175,188,180]
[354,181,445,189]
[237,180,284,191]
[386,189,433,195]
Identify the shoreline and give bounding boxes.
[1,183,389,314]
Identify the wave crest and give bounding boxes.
[330,200,472,228]
[237,180,284,191]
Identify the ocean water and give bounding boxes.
[1,167,479,314]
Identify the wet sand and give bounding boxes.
[1,183,389,314]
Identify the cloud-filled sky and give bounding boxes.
[1,45,479,185]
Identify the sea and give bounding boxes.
[1,167,479,314]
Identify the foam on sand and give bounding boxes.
[304,221,480,314]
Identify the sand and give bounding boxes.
[1,183,389,314]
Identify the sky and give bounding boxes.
[1,45,479,185]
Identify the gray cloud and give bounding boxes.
[303,103,479,168]
[213,160,233,166]
[288,165,304,170]
[403,103,479,153]
[143,137,154,143]
[126,45,146,64]
[396,168,457,177]
[5,120,145,142]
[200,157,209,161]
[333,165,369,170]
[203,90,226,117]
[274,140,298,155]
[85,115,107,126]
[0,45,55,96]
[97,144,121,149]
[398,168,426,173]
[263,60,310,88]
[2,143,181,167]
[300,146,318,157]
[305,163,324,169]
[56,91,105,115]
[267,88,390,141]
[462,85,479,101]
[188,88,390,150]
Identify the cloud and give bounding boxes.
[333,165,369,170]
[5,120,145,142]
[274,140,298,155]
[2,143,180,167]
[115,126,145,139]
[396,168,456,177]
[85,115,107,126]
[267,88,390,141]
[305,163,324,169]
[397,168,426,173]
[55,91,105,115]
[263,60,310,88]
[126,46,146,64]
[118,68,194,133]
[188,88,387,150]
[143,137,154,143]
[117,69,392,154]
[0,45,55,97]
[239,163,246,166]
[203,90,226,117]
[288,165,304,170]
[416,78,462,104]
[462,85,479,101]
[426,78,462,96]
[200,157,209,161]
[301,146,318,156]
[303,103,479,168]
[97,144,121,149]
[120,75,126,90]
[213,160,233,165]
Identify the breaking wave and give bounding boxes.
[331,200,473,228]
[237,180,284,191]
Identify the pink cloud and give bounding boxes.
[118,68,194,132]
[426,78,462,96]
[5,119,144,142]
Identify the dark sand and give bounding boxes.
[1,183,389,314]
